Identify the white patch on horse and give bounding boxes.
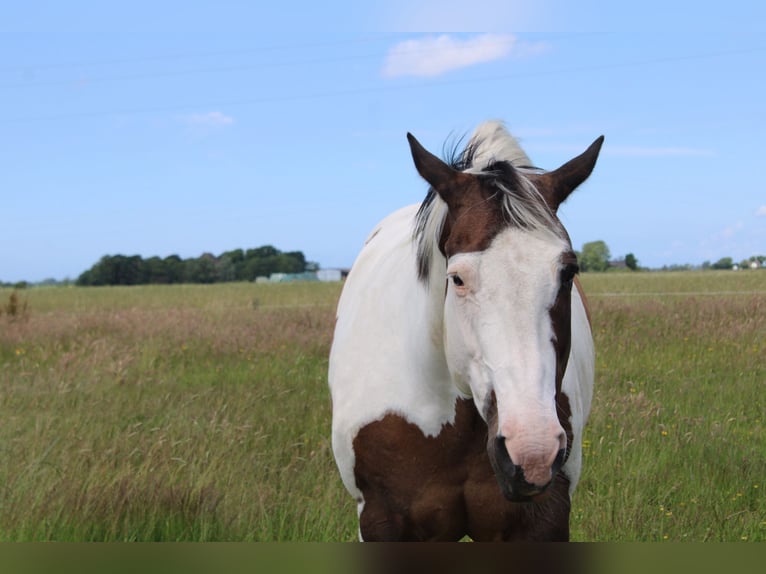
[329,204,461,500]
[443,228,570,483]
[465,120,533,169]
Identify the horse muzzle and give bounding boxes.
[488,435,566,502]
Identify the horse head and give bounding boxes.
[408,127,603,501]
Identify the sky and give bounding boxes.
[1,2,765,283]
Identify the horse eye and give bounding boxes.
[561,265,578,288]
[451,274,464,287]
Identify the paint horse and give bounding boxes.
[329,121,603,541]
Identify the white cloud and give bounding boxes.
[756,205,766,217]
[181,111,234,127]
[382,34,543,78]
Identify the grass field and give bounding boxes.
[0,271,763,541]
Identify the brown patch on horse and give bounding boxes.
[550,274,587,462]
[530,136,605,213]
[548,258,577,459]
[438,180,508,259]
[408,133,533,261]
[353,399,571,541]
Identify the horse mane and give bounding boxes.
[413,121,562,284]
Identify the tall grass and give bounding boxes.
[0,273,763,541]
[574,273,764,541]
[0,282,354,541]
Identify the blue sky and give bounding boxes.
[2,2,765,282]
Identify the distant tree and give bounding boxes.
[76,270,93,286]
[216,255,237,282]
[247,245,279,259]
[77,254,141,285]
[163,255,184,283]
[275,253,305,273]
[711,257,734,270]
[744,255,765,268]
[76,245,313,285]
[142,256,168,283]
[221,248,245,265]
[82,256,109,285]
[579,241,611,272]
[624,253,639,271]
[184,254,218,283]
[284,251,306,271]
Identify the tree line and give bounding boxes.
[76,246,315,286]
[576,240,638,272]
[700,255,766,270]
[576,241,765,272]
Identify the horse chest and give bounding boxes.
[353,398,485,479]
[351,399,483,540]
[350,398,571,541]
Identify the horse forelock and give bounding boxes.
[414,121,564,284]
[460,120,533,171]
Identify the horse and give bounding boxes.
[328,121,603,541]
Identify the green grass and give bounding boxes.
[573,271,765,542]
[0,272,764,541]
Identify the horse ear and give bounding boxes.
[407,133,461,203]
[540,136,604,212]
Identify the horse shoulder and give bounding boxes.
[329,204,458,500]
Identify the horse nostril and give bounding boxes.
[552,447,566,476]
